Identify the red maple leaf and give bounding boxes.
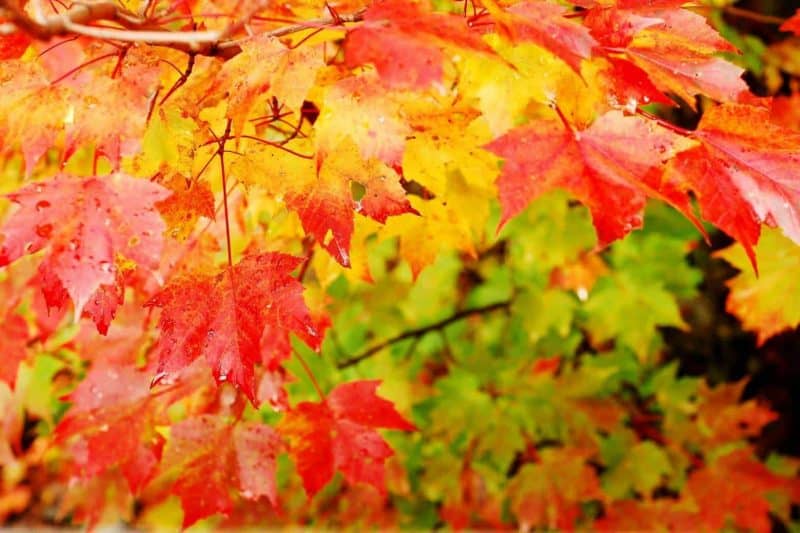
[687,449,800,533]
[146,252,324,403]
[279,380,414,497]
[344,0,492,88]
[55,365,163,493]
[781,9,800,35]
[584,5,747,107]
[485,110,698,246]
[485,0,597,73]
[157,415,283,527]
[665,103,800,269]
[0,174,170,333]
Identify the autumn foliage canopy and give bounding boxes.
[1,0,800,528]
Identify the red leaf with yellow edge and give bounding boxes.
[780,9,800,35]
[240,137,416,267]
[0,32,31,59]
[0,174,169,332]
[279,380,414,497]
[158,415,282,528]
[146,253,323,403]
[344,0,492,88]
[686,449,800,533]
[0,313,29,388]
[55,365,162,493]
[485,110,697,246]
[665,103,800,270]
[486,0,597,73]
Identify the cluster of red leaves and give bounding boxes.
[0,0,799,527]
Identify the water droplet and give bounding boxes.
[36,200,51,211]
[218,373,228,382]
[151,372,170,387]
[99,424,109,432]
[241,490,254,499]
[642,96,651,104]
[99,261,113,273]
[68,239,78,251]
[35,184,44,193]
[377,116,385,124]
[207,329,215,338]
[573,131,582,141]
[576,287,589,301]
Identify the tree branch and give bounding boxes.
[0,0,364,58]
[337,300,512,369]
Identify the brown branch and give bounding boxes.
[337,300,512,369]
[0,0,364,58]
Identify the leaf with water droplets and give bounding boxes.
[664,103,800,270]
[584,6,747,108]
[145,252,324,403]
[0,173,170,333]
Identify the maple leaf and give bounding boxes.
[686,449,800,533]
[279,380,414,497]
[483,0,597,73]
[344,0,492,88]
[63,53,160,166]
[146,253,323,403]
[234,138,416,267]
[315,73,411,166]
[0,61,67,173]
[158,415,282,527]
[155,174,215,241]
[664,103,800,269]
[507,447,602,530]
[585,6,747,107]
[781,9,800,36]
[208,36,324,136]
[55,365,162,493]
[485,110,696,246]
[717,228,800,344]
[0,174,170,333]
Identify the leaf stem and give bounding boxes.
[295,350,325,401]
[219,119,234,268]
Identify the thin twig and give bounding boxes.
[337,301,512,369]
[0,0,365,58]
